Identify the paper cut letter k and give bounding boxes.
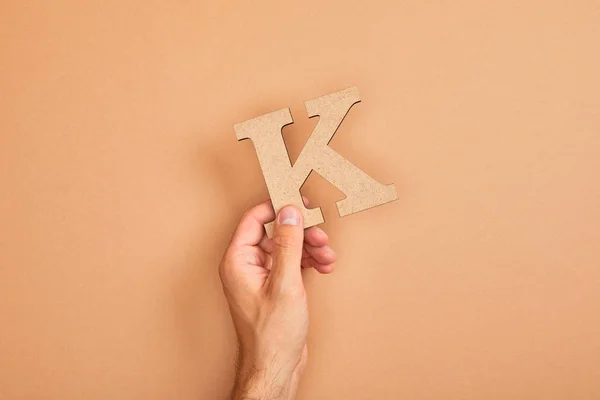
[234,86,398,236]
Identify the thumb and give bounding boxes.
[268,205,304,292]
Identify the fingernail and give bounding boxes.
[278,206,298,226]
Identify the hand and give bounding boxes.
[219,200,336,400]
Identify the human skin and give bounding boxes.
[219,200,337,400]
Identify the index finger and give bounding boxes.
[231,200,275,247]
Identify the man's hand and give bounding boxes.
[219,200,336,400]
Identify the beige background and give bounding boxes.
[1,1,599,399]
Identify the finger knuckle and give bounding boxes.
[218,261,230,282]
[240,210,252,222]
[218,251,236,280]
[273,234,295,249]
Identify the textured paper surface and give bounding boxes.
[235,87,398,235]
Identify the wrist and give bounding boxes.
[232,354,297,400]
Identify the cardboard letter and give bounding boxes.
[234,87,397,236]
